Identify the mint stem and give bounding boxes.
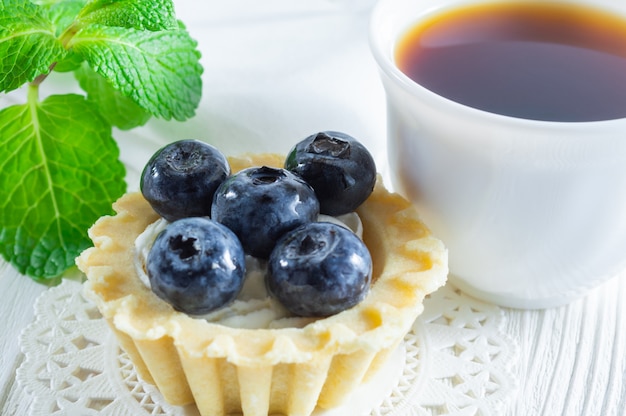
[30,62,57,88]
[59,22,81,48]
[27,83,39,103]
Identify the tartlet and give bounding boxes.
[77,153,448,416]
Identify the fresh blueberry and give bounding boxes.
[285,131,377,216]
[267,222,372,317]
[211,166,319,259]
[147,217,246,315]
[141,139,230,221]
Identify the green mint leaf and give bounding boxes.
[0,93,126,280]
[70,24,203,121]
[75,63,151,130]
[0,0,66,92]
[77,0,178,31]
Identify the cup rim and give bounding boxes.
[368,0,626,128]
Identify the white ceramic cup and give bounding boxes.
[369,0,626,309]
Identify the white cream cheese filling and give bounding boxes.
[134,214,363,329]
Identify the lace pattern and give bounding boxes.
[17,279,518,415]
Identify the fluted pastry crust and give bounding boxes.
[77,153,448,416]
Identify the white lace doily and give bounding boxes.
[17,279,518,416]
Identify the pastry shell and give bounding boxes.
[77,153,448,416]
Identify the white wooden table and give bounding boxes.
[1,1,625,415]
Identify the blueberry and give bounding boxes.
[285,131,377,216]
[267,222,372,317]
[211,166,319,259]
[141,139,230,221]
[147,217,246,315]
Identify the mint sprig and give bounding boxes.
[0,0,203,282]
